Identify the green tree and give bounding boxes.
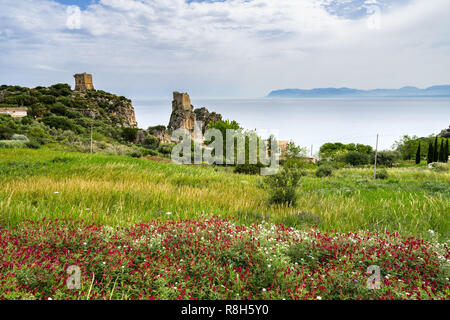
[319,142,371,161]
[427,142,434,164]
[121,127,138,142]
[0,123,14,140]
[393,135,420,160]
[439,141,445,162]
[371,150,400,167]
[415,142,421,164]
[445,139,449,163]
[42,116,82,134]
[356,144,373,154]
[433,136,439,162]
[344,151,369,166]
[286,141,307,158]
[28,103,48,118]
[208,119,264,166]
[143,134,159,149]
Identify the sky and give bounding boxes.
[0,0,449,99]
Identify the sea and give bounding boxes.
[133,97,450,152]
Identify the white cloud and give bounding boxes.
[0,0,449,97]
[34,64,67,72]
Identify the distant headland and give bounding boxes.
[267,85,450,98]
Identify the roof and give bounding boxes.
[0,107,28,112]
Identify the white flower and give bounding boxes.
[54,192,59,194]
[262,288,266,292]
[316,296,322,300]
[166,212,172,215]
[48,297,52,300]
[267,264,271,268]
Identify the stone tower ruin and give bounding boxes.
[168,91,222,132]
[74,72,94,91]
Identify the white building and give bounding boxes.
[0,107,28,118]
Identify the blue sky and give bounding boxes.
[53,0,95,9]
[1,0,449,98]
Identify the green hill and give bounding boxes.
[0,84,172,157]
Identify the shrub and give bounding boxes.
[234,164,260,175]
[421,181,450,194]
[143,134,159,149]
[20,116,33,125]
[262,168,303,205]
[148,125,166,135]
[128,149,143,158]
[375,169,389,180]
[372,151,401,167]
[158,143,174,155]
[146,149,159,156]
[26,125,51,144]
[283,157,314,170]
[0,124,14,140]
[25,141,41,149]
[28,103,48,118]
[50,103,69,116]
[343,151,369,166]
[41,116,81,133]
[0,140,25,148]
[38,95,56,105]
[121,127,138,142]
[3,94,37,106]
[316,166,333,178]
[11,134,28,141]
[48,84,71,97]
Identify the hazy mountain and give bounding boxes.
[267,85,450,98]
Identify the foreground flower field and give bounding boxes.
[0,218,448,300]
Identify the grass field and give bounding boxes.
[1,148,449,242]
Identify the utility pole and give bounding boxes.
[373,133,379,183]
[90,123,93,154]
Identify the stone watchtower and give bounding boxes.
[168,92,195,131]
[172,91,192,112]
[73,72,94,91]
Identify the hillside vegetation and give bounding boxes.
[0,84,171,157]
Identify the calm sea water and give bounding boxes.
[133,97,450,152]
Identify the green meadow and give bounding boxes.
[0,148,449,242]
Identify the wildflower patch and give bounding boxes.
[0,218,448,300]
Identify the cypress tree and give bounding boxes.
[415,142,421,164]
[427,142,434,164]
[439,141,445,162]
[433,136,439,162]
[445,139,449,163]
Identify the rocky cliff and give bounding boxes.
[168,92,196,131]
[168,92,222,133]
[84,92,138,128]
[438,126,450,138]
